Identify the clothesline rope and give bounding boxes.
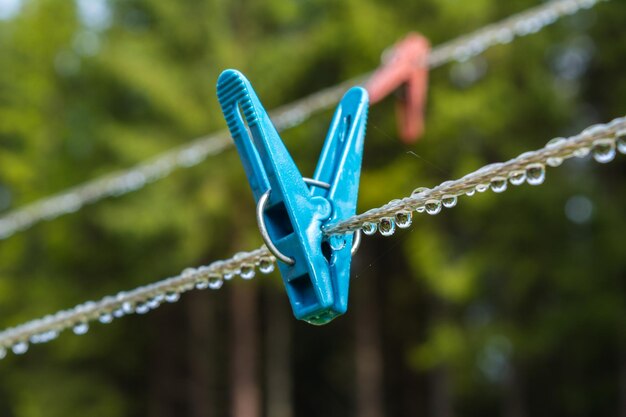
[1,115,623,359]
[0,0,606,240]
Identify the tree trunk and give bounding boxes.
[230,284,261,417]
[431,366,454,417]
[618,349,626,417]
[187,291,215,417]
[265,286,293,417]
[503,364,527,417]
[355,274,385,417]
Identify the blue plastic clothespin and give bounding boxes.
[217,69,368,325]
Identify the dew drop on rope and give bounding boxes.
[475,184,489,193]
[617,131,626,154]
[442,195,457,208]
[147,297,161,309]
[122,301,135,314]
[592,139,616,163]
[509,171,526,185]
[0,347,6,360]
[546,155,563,167]
[411,187,430,197]
[361,222,378,236]
[46,330,59,342]
[490,177,508,193]
[466,189,476,196]
[525,163,545,185]
[258,258,275,274]
[99,312,113,324]
[378,218,396,236]
[181,267,196,279]
[195,278,210,290]
[135,303,150,315]
[73,322,89,335]
[395,211,412,229]
[208,274,224,289]
[573,147,590,158]
[12,341,28,355]
[239,264,255,280]
[546,137,567,148]
[425,200,442,215]
[329,235,347,251]
[165,291,180,303]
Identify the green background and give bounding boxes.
[0,0,625,416]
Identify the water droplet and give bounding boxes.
[546,156,563,167]
[258,258,275,274]
[378,218,396,236]
[223,270,236,280]
[43,330,59,342]
[475,184,489,193]
[465,189,476,196]
[181,267,196,279]
[147,297,161,309]
[362,222,378,235]
[195,278,210,290]
[592,139,616,163]
[208,274,224,289]
[99,313,113,324]
[0,347,6,360]
[442,195,457,208]
[581,123,606,139]
[73,322,89,335]
[411,187,430,197]
[122,301,135,314]
[395,211,412,229]
[490,177,507,193]
[329,235,346,251]
[165,291,180,303]
[135,303,150,314]
[525,163,545,185]
[425,200,442,215]
[240,264,255,280]
[546,137,567,148]
[509,171,526,185]
[617,131,626,154]
[573,147,590,158]
[12,341,28,355]
[113,308,125,318]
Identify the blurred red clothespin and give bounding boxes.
[365,33,430,144]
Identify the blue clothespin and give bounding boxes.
[217,69,368,325]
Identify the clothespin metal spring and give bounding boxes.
[256,178,362,265]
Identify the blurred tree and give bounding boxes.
[0,0,624,416]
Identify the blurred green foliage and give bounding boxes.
[0,0,625,416]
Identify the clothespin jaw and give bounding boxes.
[365,33,430,144]
[217,70,368,325]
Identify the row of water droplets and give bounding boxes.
[430,0,605,66]
[0,250,276,361]
[1,118,623,360]
[0,135,232,240]
[355,119,625,238]
[0,0,604,243]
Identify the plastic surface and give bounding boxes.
[365,32,430,143]
[217,69,368,325]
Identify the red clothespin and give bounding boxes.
[365,33,430,144]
